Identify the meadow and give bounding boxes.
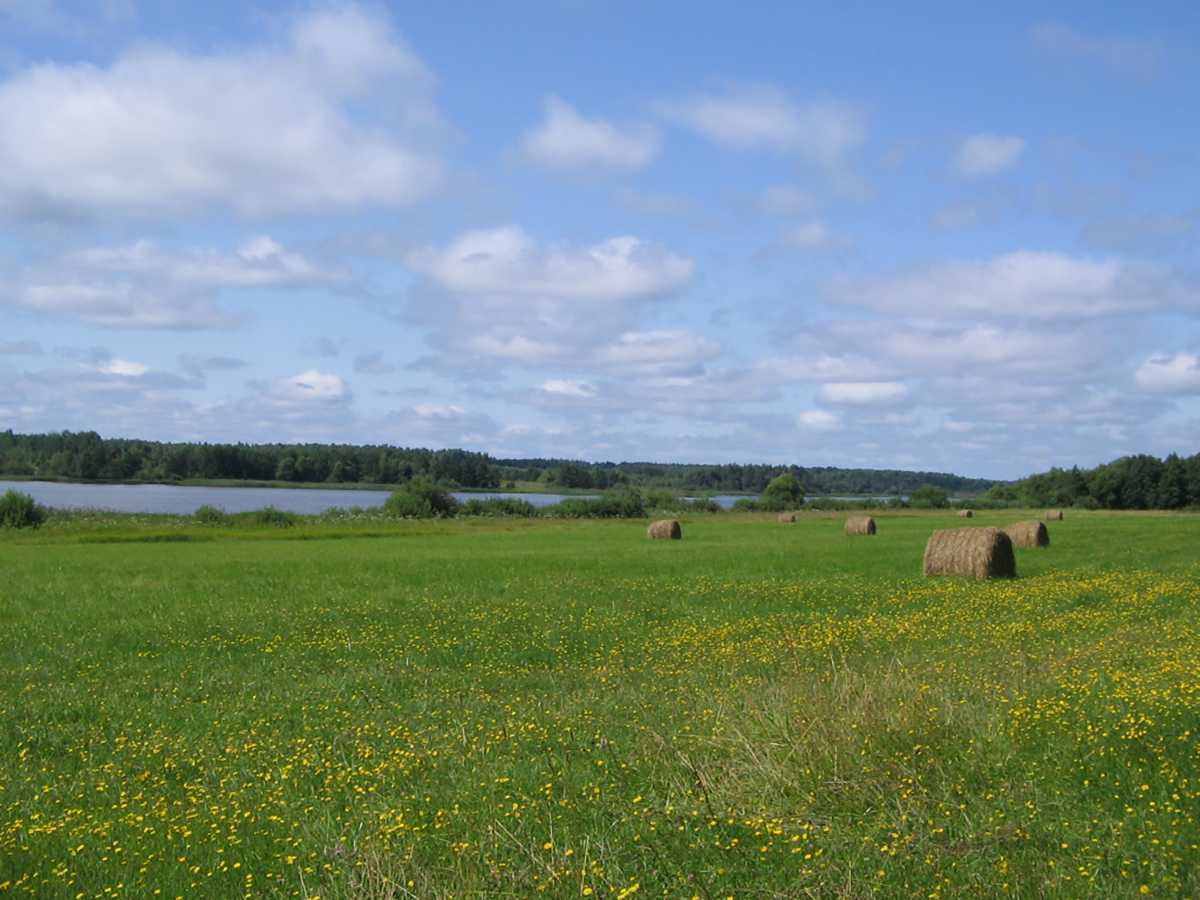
[1,510,1198,898]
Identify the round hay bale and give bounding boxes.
[647,519,682,540]
[777,512,797,523]
[923,527,1016,579]
[1044,509,1064,521]
[957,509,974,518]
[1003,520,1049,548]
[844,515,876,536]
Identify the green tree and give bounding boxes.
[760,472,804,511]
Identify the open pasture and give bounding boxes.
[1,510,1198,897]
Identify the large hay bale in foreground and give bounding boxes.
[647,519,682,540]
[1044,509,1064,521]
[1004,520,1049,548]
[777,512,797,523]
[957,509,974,518]
[923,527,1016,579]
[844,515,876,536]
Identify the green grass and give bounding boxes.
[1,510,1198,898]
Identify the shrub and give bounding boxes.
[0,490,46,528]
[192,504,229,525]
[459,497,538,517]
[250,506,298,527]
[542,487,646,519]
[384,477,459,518]
[732,497,761,512]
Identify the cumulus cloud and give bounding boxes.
[6,235,338,329]
[1030,23,1163,81]
[520,96,658,172]
[661,84,866,164]
[97,357,148,377]
[830,251,1183,320]
[414,403,465,419]
[595,329,719,374]
[541,379,596,398]
[407,226,692,300]
[818,381,909,405]
[270,369,348,405]
[0,3,444,220]
[953,134,1025,176]
[1135,353,1200,394]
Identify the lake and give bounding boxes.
[0,480,762,515]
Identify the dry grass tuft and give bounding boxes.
[923,526,1016,578]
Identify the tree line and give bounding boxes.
[988,453,1200,510]
[0,431,1000,495]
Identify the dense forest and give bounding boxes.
[990,452,1200,510]
[0,430,996,496]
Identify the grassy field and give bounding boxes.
[1,510,1198,898]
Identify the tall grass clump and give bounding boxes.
[0,489,46,528]
[248,505,299,528]
[192,504,230,526]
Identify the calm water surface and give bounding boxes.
[0,480,760,514]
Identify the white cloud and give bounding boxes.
[953,134,1025,176]
[97,358,148,377]
[0,3,443,219]
[757,353,896,383]
[832,251,1180,319]
[520,96,658,172]
[595,329,719,373]
[7,235,337,329]
[819,381,909,405]
[541,378,596,398]
[1135,353,1200,394]
[414,403,465,419]
[661,84,865,164]
[797,409,840,431]
[271,369,347,404]
[468,334,565,363]
[1030,24,1163,81]
[407,226,693,301]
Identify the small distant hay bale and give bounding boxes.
[957,509,974,518]
[1044,509,1064,521]
[923,527,1016,579]
[1004,520,1049,548]
[647,519,682,540]
[777,512,797,523]
[844,515,876,536]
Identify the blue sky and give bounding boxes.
[0,1,1197,478]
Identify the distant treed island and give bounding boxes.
[1,430,1198,509]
